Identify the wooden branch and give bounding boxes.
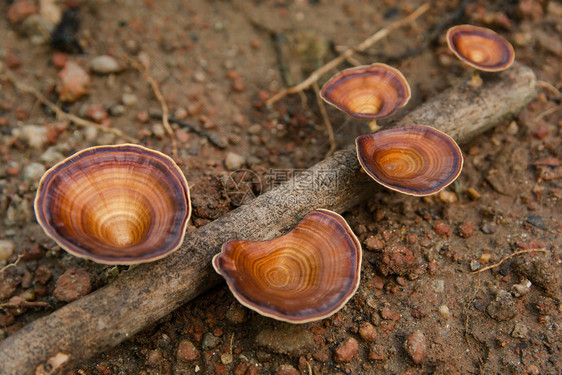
[0,63,537,375]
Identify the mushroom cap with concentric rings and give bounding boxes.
[34,144,191,264]
[212,209,361,324]
[356,125,463,196]
[320,63,411,120]
[446,25,515,72]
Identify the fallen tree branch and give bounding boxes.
[0,63,537,375]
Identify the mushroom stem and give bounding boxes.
[0,63,537,375]
[469,69,483,88]
[368,120,380,132]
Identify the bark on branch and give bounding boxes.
[0,63,536,375]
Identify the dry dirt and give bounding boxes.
[0,0,561,374]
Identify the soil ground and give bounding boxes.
[0,0,561,374]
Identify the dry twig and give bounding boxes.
[1,72,137,143]
[312,81,336,157]
[471,249,548,274]
[265,3,430,105]
[127,56,178,158]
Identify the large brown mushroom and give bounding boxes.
[34,144,191,264]
[212,209,361,323]
[446,24,515,87]
[356,125,463,196]
[320,63,411,131]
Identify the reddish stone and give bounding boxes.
[52,53,68,69]
[359,323,377,342]
[458,221,475,238]
[5,54,22,70]
[53,268,92,302]
[334,337,359,363]
[136,111,150,123]
[57,61,90,102]
[275,364,299,375]
[176,339,200,361]
[7,0,37,24]
[379,245,417,276]
[404,331,427,364]
[35,265,52,284]
[364,236,384,251]
[313,346,331,362]
[433,221,451,236]
[406,233,418,244]
[85,105,109,123]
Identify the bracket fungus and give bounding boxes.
[320,63,411,132]
[212,209,361,323]
[446,24,515,87]
[34,144,191,264]
[356,125,463,196]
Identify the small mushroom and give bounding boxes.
[34,144,191,264]
[320,63,411,132]
[212,209,361,323]
[446,24,515,87]
[356,125,463,196]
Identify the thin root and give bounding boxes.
[127,56,178,158]
[472,248,548,274]
[1,72,137,143]
[266,3,430,105]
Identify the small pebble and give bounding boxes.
[359,323,377,342]
[122,93,138,106]
[507,121,519,135]
[481,223,496,234]
[470,259,481,271]
[201,332,220,350]
[511,322,529,339]
[90,55,121,74]
[23,162,46,184]
[40,147,64,165]
[0,240,15,262]
[151,123,165,139]
[225,303,246,324]
[275,364,299,375]
[364,236,384,251]
[225,152,246,171]
[404,330,426,364]
[220,353,233,365]
[14,125,48,149]
[248,124,262,134]
[433,222,451,236]
[458,221,475,238]
[176,339,199,362]
[467,187,480,200]
[7,0,37,24]
[480,253,492,263]
[439,190,458,204]
[438,305,451,319]
[174,107,188,120]
[53,268,92,302]
[85,105,108,122]
[57,61,90,102]
[512,279,532,297]
[334,337,359,363]
[109,104,125,117]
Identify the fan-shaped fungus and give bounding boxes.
[446,24,515,87]
[212,209,361,323]
[34,144,191,264]
[356,125,463,196]
[320,63,411,132]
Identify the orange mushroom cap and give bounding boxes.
[446,25,515,72]
[34,144,191,264]
[212,209,362,323]
[356,125,463,196]
[320,63,411,120]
